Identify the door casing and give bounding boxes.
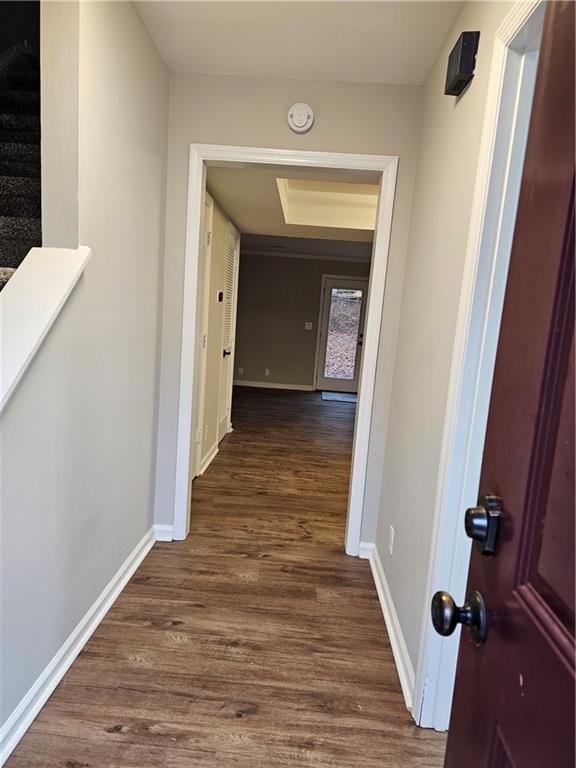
[412,0,545,731]
[173,145,398,561]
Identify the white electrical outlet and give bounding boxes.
[264,368,270,377]
[304,321,313,331]
[388,525,395,556]
[238,367,244,375]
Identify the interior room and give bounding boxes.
[195,163,378,480]
[1,2,572,767]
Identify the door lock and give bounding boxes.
[465,494,502,556]
[431,590,487,645]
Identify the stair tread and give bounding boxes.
[0,175,40,193]
[0,142,41,178]
[0,266,16,291]
[0,193,41,217]
[0,237,40,269]
[0,215,42,243]
[0,174,41,215]
[0,89,40,115]
[0,114,40,145]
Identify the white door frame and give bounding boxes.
[313,275,369,393]
[412,0,545,730]
[172,144,398,545]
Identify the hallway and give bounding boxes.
[7,388,446,767]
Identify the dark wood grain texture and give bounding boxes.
[7,388,446,767]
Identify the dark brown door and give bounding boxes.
[443,3,575,766]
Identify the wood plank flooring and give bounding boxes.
[6,388,446,767]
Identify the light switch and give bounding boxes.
[304,321,313,331]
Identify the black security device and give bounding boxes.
[445,31,480,96]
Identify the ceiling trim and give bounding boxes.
[241,248,372,263]
[275,177,378,231]
[200,143,395,172]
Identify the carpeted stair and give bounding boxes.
[0,43,41,291]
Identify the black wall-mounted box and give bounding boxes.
[445,31,480,96]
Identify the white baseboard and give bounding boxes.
[368,546,415,711]
[199,444,218,475]
[0,527,155,766]
[233,380,315,391]
[358,541,374,559]
[153,523,174,542]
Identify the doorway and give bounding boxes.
[314,276,368,394]
[173,145,398,556]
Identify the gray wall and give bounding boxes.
[235,253,370,387]
[154,73,423,526]
[372,1,513,668]
[0,0,168,726]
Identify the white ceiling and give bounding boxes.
[135,1,464,86]
[206,164,378,241]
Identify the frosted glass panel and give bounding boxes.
[324,288,363,380]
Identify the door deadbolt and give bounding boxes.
[465,493,502,556]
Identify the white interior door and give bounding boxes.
[194,194,213,476]
[315,276,368,393]
[218,224,240,441]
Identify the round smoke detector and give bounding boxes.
[287,102,314,134]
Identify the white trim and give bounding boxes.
[199,444,219,475]
[412,0,544,731]
[345,158,397,556]
[0,527,155,765]
[242,249,371,264]
[233,380,315,391]
[173,144,398,547]
[153,524,174,542]
[369,546,415,710]
[358,541,374,560]
[0,246,92,413]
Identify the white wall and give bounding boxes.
[0,0,168,730]
[373,1,512,669]
[155,73,423,527]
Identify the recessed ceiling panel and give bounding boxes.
[276,178,378,231]
[207,165,378,242]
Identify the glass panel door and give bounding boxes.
[324,288,364,380]
[315,277,368,393]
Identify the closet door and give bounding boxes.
[218,225,240,441]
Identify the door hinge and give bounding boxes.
[206,231,212,247]
[195,428,202,444]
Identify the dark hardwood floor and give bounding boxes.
[7,387,446,767]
